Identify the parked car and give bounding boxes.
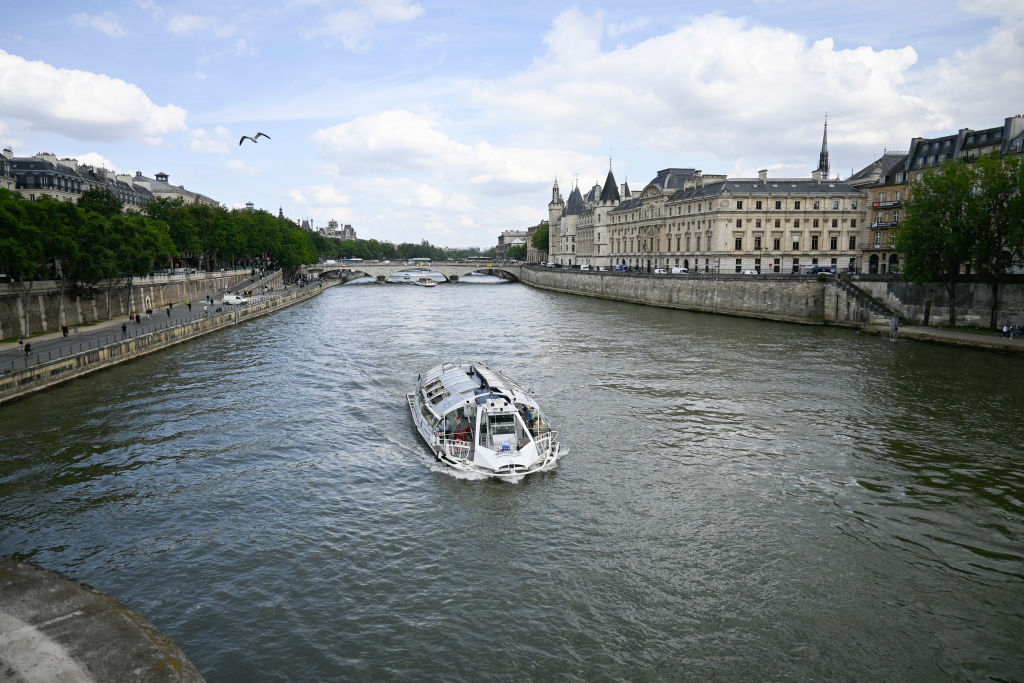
[654,268,667,274]
[742,270,758,275]
[579,264,590,270]
[671,267,688,274]
[222,294,248,305]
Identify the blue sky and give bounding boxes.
[1,1,1021,248]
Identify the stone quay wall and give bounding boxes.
[518,268,835,324]
[516,268,1024,328]
[0,269,283,340]
[855,279,1024,327]
[0,281,335,405]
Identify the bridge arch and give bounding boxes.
[301,261,523,283]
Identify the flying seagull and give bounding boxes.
[239,132,271,145]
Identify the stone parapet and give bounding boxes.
[0,269,265,340]
[519,268,828,324]
[0,282,336,405]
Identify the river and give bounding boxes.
[1,278,1022,680]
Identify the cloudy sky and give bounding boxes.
[2,1,1021,248]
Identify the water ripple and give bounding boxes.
[1,283,1022,680]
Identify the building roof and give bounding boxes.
[667,177,862,202]
[847,152,907,186]
[647,168,698,191]
[563,185,585,216]
[600,168,620,202]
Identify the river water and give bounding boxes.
[1,278,1022,680]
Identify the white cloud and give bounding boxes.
[198,38,258,66]
[0,49,188,142]
[607,16,650,40]
[310,109,600,192]
[72,12,128,38]
[72,152,124,173]
[190,126,232,155]
[225,159,262,176]
[308,0,424,51]
[465,10,951,172]
[917,12,1024,128]
[289,185,350,206]
[958,0,1024,18]
[168,14,213,35]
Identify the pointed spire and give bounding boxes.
[600,164,620,203]
[817,114,830,178]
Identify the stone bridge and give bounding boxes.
[302,261,524,283]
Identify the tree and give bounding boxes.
[0,191,47,335]
[896,161,981,326]
[78,187,123,217]
[507,244,526,260]
[109,214,175,314]
[971,153,1024,328]
[532,222,549,253]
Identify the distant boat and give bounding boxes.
[389,267,441,283]
[415,277,437,287]
[408,362,560,479]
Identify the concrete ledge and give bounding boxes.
[0,557,203,681]
[860,324,1024,353]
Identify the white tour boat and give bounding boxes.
[408,362,560,478]
[414,277,437,287]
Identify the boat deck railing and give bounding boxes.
[437,436,473,461]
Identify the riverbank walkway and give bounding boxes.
[0,275,300,374]
[861,323,1024,354]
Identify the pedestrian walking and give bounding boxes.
[122,322,127,338]
[24,343,31,357]
[167,304,172,318]
[1003,324,1009,337]
[187,299,191,312]
[18,335,23,348]
[62,325,68,338]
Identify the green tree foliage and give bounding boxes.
[507,244,526,260]
[531,222,549,253]
[77,186,123,217]
[896,154,1024,327]
[0,189,491,295]
[897,161,979,326]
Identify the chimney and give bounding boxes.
[758,169,767,181]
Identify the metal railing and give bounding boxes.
[436,436,473,461]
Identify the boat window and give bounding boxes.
[489,414,517,435]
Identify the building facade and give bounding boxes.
[0,148,15,191]
[496,228,529,260]
[318,219,357,240]
[131,171,218,207]
[545,117,1024,275]
[6,150,215,210]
